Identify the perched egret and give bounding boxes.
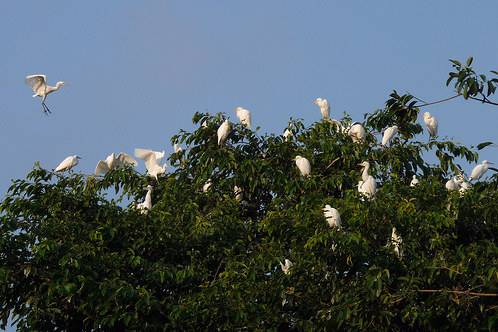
[469,160,493,181]
[421,112,438,139]
[234,107,252,129]
[203,179,212,193]
[358,161,377,199]
[445,177,459,191]
[391,227,403,260]
[293,156,311,176]
[95,152,138,175]
[280,259,294,275]
[234,186,243,200]
[55,155,81,173]
[313,98,330,119]
[136,185,153,214]
[25,75,69,116]
[348,122,366,143]
[134,148,169,182]
[410,175,419,187]
[382,125,400,146]
[283,124,294,141]
[322,205,341,228]
[217,120,230,145]
[174,141,185,164]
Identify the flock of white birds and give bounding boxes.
[23,80,493,268]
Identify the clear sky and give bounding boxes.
[1,1,498,329]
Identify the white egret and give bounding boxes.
[55,155,81,173]
[445,177,459,191]
[382,125,400,146]
[421,112,438,139]
[293,156,311,176]
[217,120,230,145]
[455,175,470,196]
[280,259,294,275]
[313,98,330,119]
[203,179,212,193]
[322,205,341,228]
[348,122,366,143]
[25,75,69,115]
[234,186,243,200]
[358,161,377,199]
[95,152,138,175]
[134,148,169,182]
[410,175,419,187]
[391,227,403,260]
[469,160,493,181]
[283,124,294,141]
[136,185,153,214]
[234,107,252,129]
[174,141,185,164]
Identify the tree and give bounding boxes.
[1,59,498,331]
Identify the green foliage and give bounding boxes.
[1,62,498,331]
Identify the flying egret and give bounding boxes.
[134,148,168,182]
[293,156,311,176]
[445,177,459,191]
[217,120,230,145]
[283,124,294,141]
[322,205,341,228]
[469,160,493,181]
[348,122,366,143]
[136,185,153,214]
[391,227,403,260]
[25,75,69,116]
[410,175,419,187]
[280,259,294,275]
[382,126,400,146]
[55,155,81,173]
[234,107,252,129]
[313,98,330,119]
[95,152,138,175]
[421,112,438,139]
[358,161,377,199]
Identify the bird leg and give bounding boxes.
[42,102,52,116]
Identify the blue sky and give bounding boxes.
[1,1,498,329]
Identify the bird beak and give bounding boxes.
[63,83,69,86]
[291,158,296,161]
[165,164,169,167]
[77,156,81,159]
[312,101,318,104]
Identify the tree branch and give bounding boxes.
[418,289,498,297]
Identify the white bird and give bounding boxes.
[293,156,311,176]
[134,148,169,182]
[136,185,153,214]
[469,160,493,181]
[358,161,377,199]
[280,259,294,275]
[421,112,438,139]
[322,205,341,228]
[234,107,252,129]
[445,177,459,191]
[348,122,366,143]
[174,141,185,164]
[283,124,294,141]
[455,175,470,196]
[313,98,330,119]
[25,75,69,115]
[55,155,81,173]
[95,152,138,175]
[217,120,230,145]
[203,179,212,193]
[391,227,403,260]
[410,175,419,187]
[234,186,243,200]
[382,125,400,146]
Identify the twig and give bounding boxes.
[418,289,498,297]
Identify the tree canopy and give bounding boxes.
[1,58,498,331]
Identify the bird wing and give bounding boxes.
[25,75,47,93]
[95,160,111,175]
[134,148,160,172]
[154,151,165,164]
[116,153,138,167]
